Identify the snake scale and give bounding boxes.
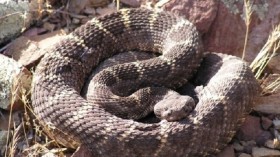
[31,8,261,156]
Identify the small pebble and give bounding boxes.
[233,142,244,152]
[72,18,81,24]
[84,7,96,15]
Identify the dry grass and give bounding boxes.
[263,77,280,95]
[250,25,280,78]
[242,0,280,95]
[115,0,120,10]
[242,0,253,60]
[2,68,69,157]
[4,74,23,157]
[249,24,280,95]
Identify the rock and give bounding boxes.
[261,116,273,130]
[265,139,276,149]
[206,0,280,61]
[4,30,67,68]
[0,111,21,130]
[0,130,9,156]
[23,27,48,37]
[252,147,280,157]
[3,36,41,68]
[68,0,89,14]
[234,142,244,152]
[255,93,280,114]
[217,145,235,157]
[273,119,280,130]
[241,140,257,154]
[83,7,96,15]
[237,116,264,141]
[72,18,81,24]
[0,0,37,45]
[239,153,252,157]
[0,54,32,110]
[120,0,141,7]
[43,22,56,32]
[88,0,110,7]
[163,0,218,34]
[96,5,117,16]
[163,1,280,61]
[255,131,273,146]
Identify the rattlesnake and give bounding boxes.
[31,8,260,156]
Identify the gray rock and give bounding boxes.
[234,142,244,152]
[217,145,235,157]
[273,119,280,130]
[0,0,33,45]
[0,54,31,110]
[0,130,9,156]
[252,147,280,157]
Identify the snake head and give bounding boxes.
[154,95,195,122]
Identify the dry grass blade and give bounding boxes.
[4,74,19,157]
[242,0,253,60]
[263,76,280,94]
[250,24,280,79]
[3,68,68,156]
[114,0,120,10]
[7,124,22,157]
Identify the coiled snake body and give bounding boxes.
[32,8,260,156]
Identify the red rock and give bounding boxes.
[4,30,66,69]
[217,145,235,157]
[164,0,280,62]
[237,116,264,141]
[163,0,218,33]
[205,0,280,61]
